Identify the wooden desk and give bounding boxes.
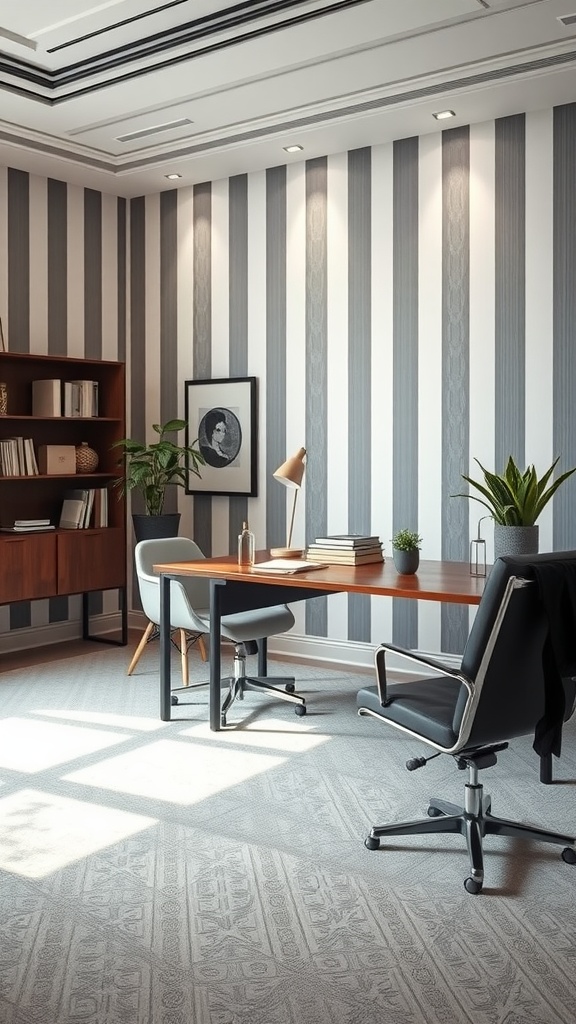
[154,553,486,730]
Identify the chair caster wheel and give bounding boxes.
[171,695,179,706]
[427,806,443,817]
[294,704,306,716]
[561,847,576,864]
[464,876,482,894]
[285,682,295,693]
[365,836,380,851]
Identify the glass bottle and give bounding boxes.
[238,520,255,566]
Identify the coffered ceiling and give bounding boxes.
[0,0,575,196]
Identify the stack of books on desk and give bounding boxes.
[306,534,384,565]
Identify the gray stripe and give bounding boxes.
[229,175,249,552]
[553,103,576,548]
[304,157,328,638]
[160,189,179,516]
[84,188,102,359]
[9,601,30,631]
[192,182,213,556]
[85,189,103,615]
[117,198,127,363]
[129,198,146,518]
[392,137,419,648]
[441,125,470,654]
[46,177,69,622]
[348,147,371,641]
[266,165,287,552]
[47,178,67,356]
[8,168,30,352]
[495,114,525,472]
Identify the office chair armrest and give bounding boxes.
[374,641,469,706]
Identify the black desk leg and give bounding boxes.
[209,581,222,731]
[160,575,172,721]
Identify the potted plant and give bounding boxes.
[391,529,423,574]
[113,418,204,541]
[452,455,576,559]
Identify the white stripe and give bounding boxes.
[0,166,7,336]
[285,161,307,634]
[177,187,195,542]
[101,192,118,362]
[67,184,85,358]
[469,120,496,563]
[210,178,230,553]
[247,170,268,547]
[525,109,554,552]
[144,194,161,436]
[326,151,349,640]
[29,174,48,355]
[417,132,443,649]
[370,141,394,643]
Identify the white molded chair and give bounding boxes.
[132,537,305,725]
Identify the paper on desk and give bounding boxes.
[253,558,329,574]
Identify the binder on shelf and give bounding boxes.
[59,497,86,529]
[32,379,62,417]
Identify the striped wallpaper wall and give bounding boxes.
[2,103,576,656]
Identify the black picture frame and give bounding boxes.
[184,376,257,496]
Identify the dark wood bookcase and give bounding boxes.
[0,352,127,644]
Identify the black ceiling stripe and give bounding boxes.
[0,0,368,93]
[46,0,309,54]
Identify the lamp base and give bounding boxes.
[269,546,304,559]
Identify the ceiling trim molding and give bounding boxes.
[0,0,367,98]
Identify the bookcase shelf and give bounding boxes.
[0,352,127,643]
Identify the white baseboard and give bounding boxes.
[0,610,461,675]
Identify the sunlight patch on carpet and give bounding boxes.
[64,738,285,805]
[0,788,155,878]
[182,719,331,751]
[0,718,130,772]
[37,709,167,731]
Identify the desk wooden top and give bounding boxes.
[154,552,486,606]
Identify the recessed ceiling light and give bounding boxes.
[433,110,456,120]
[165,173,182,180]
[283,145,303,153]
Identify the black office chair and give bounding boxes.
[357,551,576,894]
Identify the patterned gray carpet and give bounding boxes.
[0,645,575,1024]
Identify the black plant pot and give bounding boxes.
[132,513,181,543]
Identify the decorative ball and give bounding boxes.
[75,441,99,472]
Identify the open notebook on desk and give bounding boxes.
[252,558,329,574]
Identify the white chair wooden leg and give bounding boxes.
[198,635,208,662]
[127,621,155,675]
[180,628,189,687]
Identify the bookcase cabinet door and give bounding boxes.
[1,533,58,602]
[57,529,126,595]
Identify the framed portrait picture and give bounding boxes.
[184,376,257,496]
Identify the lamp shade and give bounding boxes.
[273,446,306,489]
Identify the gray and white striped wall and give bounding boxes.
[1,103,575,659]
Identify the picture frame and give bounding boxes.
[184,376,257,496]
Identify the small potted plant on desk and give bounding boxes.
[391,529,423,575]
[113,419,204,542]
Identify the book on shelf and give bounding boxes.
[14,518,51,527]
[59,486,109,530]
[32,379,62,417]
[0,437,38,476]
[1,524,55,533]
[311,534,382,548]
[306,545,384,565]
